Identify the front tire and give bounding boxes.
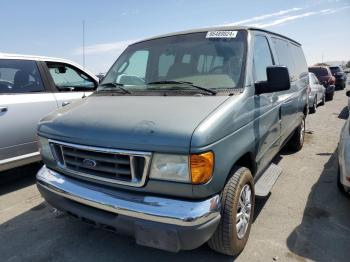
[208,167,255,256]
[288,117,305,152]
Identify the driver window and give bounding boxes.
[253,35,274,82]
[0,59,44,94]
[46,62,96,92]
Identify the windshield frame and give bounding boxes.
[101,30,248,95]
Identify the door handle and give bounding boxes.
[279,106,282,120]
[0,106,8,113]
[62,101,71,107]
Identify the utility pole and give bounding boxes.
[83,20,85,69]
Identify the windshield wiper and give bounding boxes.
[146,80,217,95]
[97,82,131,94]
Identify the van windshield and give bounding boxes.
[101,30,247,94]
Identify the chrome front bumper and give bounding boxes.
[36,165,221,227]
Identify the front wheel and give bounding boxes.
[208,167,255,256]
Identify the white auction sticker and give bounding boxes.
[206,31,238,38]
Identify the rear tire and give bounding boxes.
[309,96,317,114]
[320,94,325,106]
[208,167,255,256]
[288,117,305,152]
[326,93,334,101]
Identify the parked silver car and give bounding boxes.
[338,101,350,194]
[0,53,98,172]
[308,72,326,113]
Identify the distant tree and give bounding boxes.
[346,61,350,68]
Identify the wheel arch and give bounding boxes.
[225,152,256,184]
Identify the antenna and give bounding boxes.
[83,20,85,69]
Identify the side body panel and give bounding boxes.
[0,93,57,161]
[191,31,308,198]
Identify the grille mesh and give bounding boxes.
[50,141,151,187]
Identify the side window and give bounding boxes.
[0,59,44,94]
[253,35,274,82]
[272,38,297,81]
[313,75,319,84]
[47,62,96,91]
[290,44,308,79]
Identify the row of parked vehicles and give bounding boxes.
[0,26,349,256]
[308,65,348,113]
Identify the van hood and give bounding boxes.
[38,95,230,153]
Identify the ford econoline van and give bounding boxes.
[36,26,308,255]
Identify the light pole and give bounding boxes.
[82,20,85,69]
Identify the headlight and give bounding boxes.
[150,154,190,182]
[38,136,55,161]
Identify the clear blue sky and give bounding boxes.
[1,0,349,73]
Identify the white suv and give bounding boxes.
[0,53,98,172]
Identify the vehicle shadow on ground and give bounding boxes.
[0,163,41,196]
[0,201,234,262]
[286,149,350,262]
[338,106,349,120]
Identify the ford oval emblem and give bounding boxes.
[82,158,97,168]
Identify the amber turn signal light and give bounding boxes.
[190,152,214,184]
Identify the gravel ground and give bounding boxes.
[1,87,350,262]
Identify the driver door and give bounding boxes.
[43,62,97,108]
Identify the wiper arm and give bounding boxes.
[146,80,217,95]
[97,82,131,94]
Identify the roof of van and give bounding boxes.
[133,26,301,46]
[0,52,98,81]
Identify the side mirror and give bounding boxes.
[346,90,350,97]
[255,66,291,95]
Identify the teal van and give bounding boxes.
[36,26,308,255]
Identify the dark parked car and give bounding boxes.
[329,66,347,90]
[308,66,335,101]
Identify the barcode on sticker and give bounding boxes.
[206,31,238,38]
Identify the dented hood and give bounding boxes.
[38,95,229,153]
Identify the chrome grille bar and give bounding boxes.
[48,139,152,187]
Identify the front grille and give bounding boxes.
[49,140,152,187]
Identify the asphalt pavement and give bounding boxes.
[1,85,350,262]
